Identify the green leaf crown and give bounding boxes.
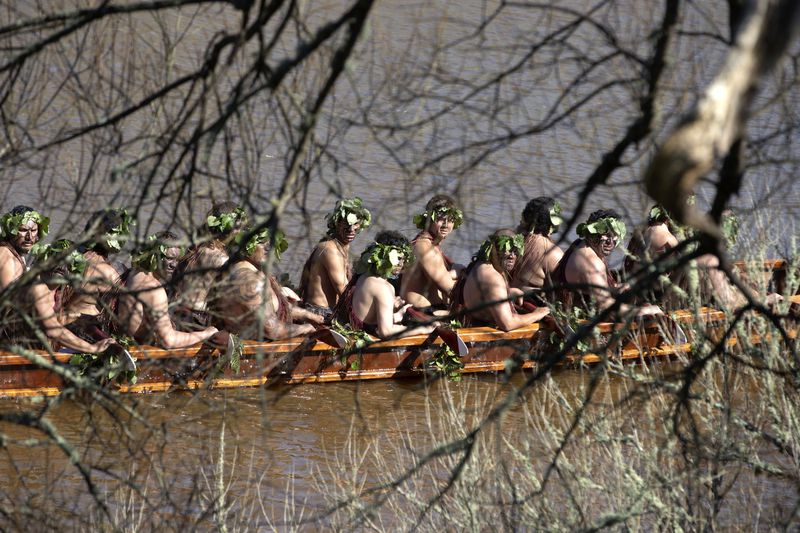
[233,226,289,260]
[413,206,464,230]
[0,210,50,239]
[131,234,181,273]
[355,242,413,279]
[33,239,87,276]
[477,234,525,262]
[548,202,563,233]
[576,217,627,244]
[206,207,246,235]
[326,197,371,237]
[101,209,135,251]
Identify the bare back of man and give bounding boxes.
[641,223,679,259]
[352,275,432,339]
[175,245,229,311]
[216,261,315,340]
[512,233,563,291]
[300,239,350,309]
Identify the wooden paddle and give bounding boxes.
[405,307,469,357]
[309,326,348,348]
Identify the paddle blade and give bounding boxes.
[313,328,348,348]
[436,326,469,357]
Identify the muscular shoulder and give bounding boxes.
[228,264,266,300]
[198,246,229,268]
[571,246,606,279]
[127,270,160,290]
[87,260,120,283]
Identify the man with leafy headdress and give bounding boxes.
[624,204,680,276]
[213,225,320,340]
[298,197,371,320]
[0,205,50,291]
[400,194,464,312]
[451,229,550,331]
[173,201,248,328]
[60,209,134,340]
[552,209,661,317]
[693,210,783,310]
[511,196,565,298]
[2,239,116,353]
[117,231,223,348]
[335,231,434,339]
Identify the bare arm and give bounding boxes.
[375,286,432,339]
[31,284,115,353]
[415,239,456,293]
[138,278,218,349]
[479,270,549,331]
[0,248,20,291]
[289,303,324,325]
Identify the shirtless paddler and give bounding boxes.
[0,206,49,291]
[511,196,564,302]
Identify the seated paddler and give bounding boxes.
[60,208,133,342]
[298,197,371,321]
[173,202,247,329]
[511,196,564,303]
[18,240,117,353]
[451,229,550,331]
[400,194,464,314]
[0,205,49,291]
[335,231,435,339]
[117,231,224,349]
[551,209,661,318]
[212,225,320,341]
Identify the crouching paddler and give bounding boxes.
[173,202,247,329]
[334,231,434,339]
[511,196,564,303]
[213,226,320,341]
[400,194,464,313]
[451,229,550,331]
[61,208,133,343]
[298,197,371,322]
[10,240,117,353]
[117,232,224,349]
[552,209,661,318]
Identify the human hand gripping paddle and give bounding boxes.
[517,301,575,337]
[405,307,469,357]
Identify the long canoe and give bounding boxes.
[0,260,796,398]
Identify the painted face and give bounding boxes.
[497,247,518,273]
[590,233,618,258]
[158,246,181,279]
[428,212,454,240]
[13,219,39,254]
[335,217,361,244]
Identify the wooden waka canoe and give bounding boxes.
[0,260,796,398]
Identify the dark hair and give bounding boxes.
[424,194,458,213]
[374,230,409,248]
[205,201,247,238]
[9,205,34,217]
[156,230,178,242]
[587,209,622,224]
[518,196,556,235]
[84,209,125,234]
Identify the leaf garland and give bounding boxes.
[648,205,670,223]
[102,209,135,251]
[477,234,525,262]
[326,197,372,236]
[548,202,564,233]
[355,242,413,278]
[0,210,49,239]
[234,227,289,259]
[425,344,464,381]
[33,239,88,275]
[206,207,246,234]
[413,206,464,230]
[576,217,627,243]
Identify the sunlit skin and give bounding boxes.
[0,219,41,290]
[118,245,220,349]
[300,218,363,309]
[335,219,361,245]
[400,214,463,309]
[463,239,550,331]
[511,233,563,291]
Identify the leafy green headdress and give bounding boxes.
[86,208,134,252]
[326,197,371,237]
[477,233,525,262]
[131,233,182,273]
[33,239,88,276]
[355,241,413,279]
[413,196,464,230]
[233,226,289,260]
[0,209,49,240]
[206,206,247,237]
[648,204,671,225]
[576,216,627,244]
